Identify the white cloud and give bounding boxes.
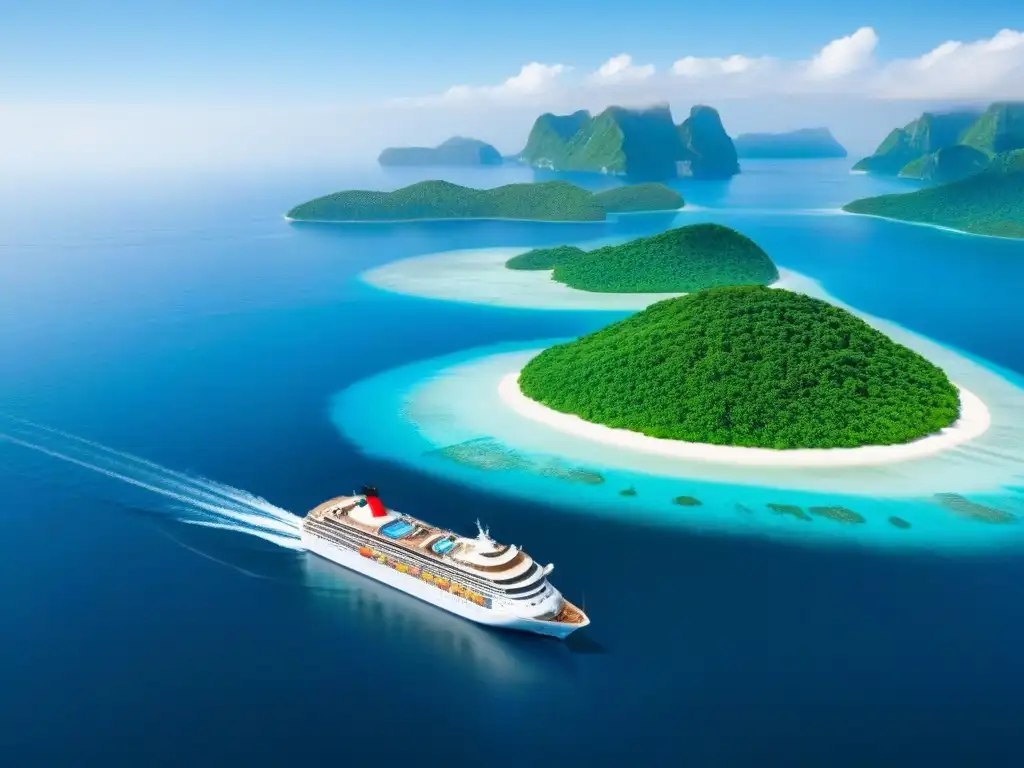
[875,28,1024,99]
[411,26,1023,106]
[592,54,655,83]
[671,54,769,77]
[806,26,879,78]
[416,62,569,105]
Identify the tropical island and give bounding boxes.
[285,179,683,223]
[505,224,778,293]
[852,102,1024,181]
[377,136,502,167]
[519,103,739,180]
[734,128,847,159]
[843,149,1024,238]
[513,286,963,451]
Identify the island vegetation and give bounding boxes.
[286,180,683,222]
[519,103,739,180]
[843,149,1024,238]
[896,144,991,183]
[853,103,1024,180]
[592,183,683,212]
[852,110,982,176]
[505,224,778,293]
[378,137,502,167]
[734,128,847,159]
[517,286,961,450]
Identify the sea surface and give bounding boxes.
[3,160,1024,765]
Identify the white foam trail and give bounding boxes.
[0,419,303,547]
[180,519,306,550]
[2,415,289,518]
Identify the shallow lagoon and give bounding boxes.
[7,161,1024,763]
[342,171,1024,552]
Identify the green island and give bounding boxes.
[592,183,684,212]
[378,136,502,167]
[852,110,981,176]
[505,224,778,293]
[519,103,739,180]
[517,286,961,450]
[286,179,682,222]
[734,128,847,159]
[843,149,1024,238]
[853,102,1024,180]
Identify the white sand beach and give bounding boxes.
[836,208,1024,242]
[361,245,796,311]
[498,372,991,469]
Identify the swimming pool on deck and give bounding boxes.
[380,519,416,539]
[432,537,456,555]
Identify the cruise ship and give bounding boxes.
[301,487,589,639]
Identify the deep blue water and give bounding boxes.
[3,161,1024,765]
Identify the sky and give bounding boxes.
[1,1,1022,174]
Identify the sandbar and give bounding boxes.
[361,245,796,311]
[498,373,991,469]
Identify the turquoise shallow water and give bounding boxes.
[333,338,1024,553]
[6,160,1024,764]
[335,163,1024,554]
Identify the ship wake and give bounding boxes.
[0,416,304,550]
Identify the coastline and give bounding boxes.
[837,208,1024,242]
[498,372,991,469]
[283,213,610,225]
[361,246,794,312]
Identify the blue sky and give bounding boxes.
[0,2,1021,172]
[1,0,1020,101]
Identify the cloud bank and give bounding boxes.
[2,27,1021,175]
[405,26,1024,107]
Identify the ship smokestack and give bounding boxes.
[361,485,387,518]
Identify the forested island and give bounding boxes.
[378,137,502,167]
[734,128,847,159]
[519,103,739,180]
[517,286,961,449]
[852,102,1024,181]
[505,223,778,293]
[286,180,682,222]
[843,149,1024,238]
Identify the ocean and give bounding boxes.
[2,160,1024,765]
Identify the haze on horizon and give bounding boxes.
[1,1,1022,176]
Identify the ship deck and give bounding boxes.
[542,600,588,626]
[306,496,461,563]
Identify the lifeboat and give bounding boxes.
[358,547,373,558]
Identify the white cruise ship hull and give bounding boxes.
[301,530,584,639]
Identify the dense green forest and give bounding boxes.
[505,224,778,293]
[592,183,683,212]
[896,144,991,183]
[287,180,681,222]
[518,286,960,449]
[506,245,586,271]
[844,149,1024,238]
[518,103,740,179]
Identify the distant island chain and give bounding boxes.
[374,103,851,178]
[286,180,683,223]
[846,101,1024,238]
